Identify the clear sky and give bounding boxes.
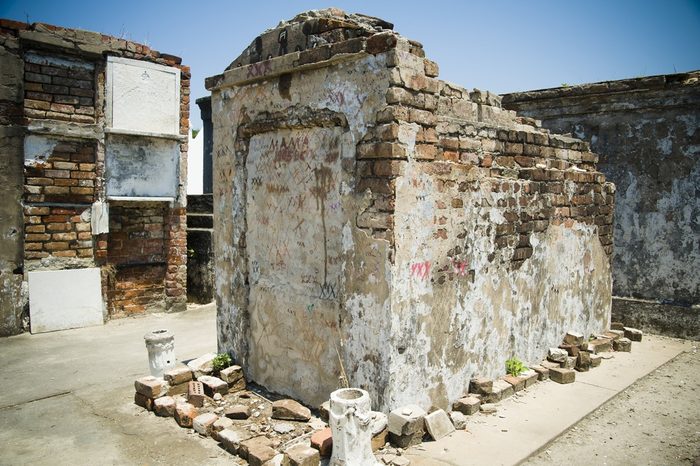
[2,0,699,130]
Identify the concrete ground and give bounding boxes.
[0,304,695,465]
[0,303,234,466]
[525,344,699,466]
[405,335,695,465]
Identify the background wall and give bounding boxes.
[503,72,699,338]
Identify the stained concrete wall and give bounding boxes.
[503,73,699,338]
[0,30,26,336]
[208,9,613,412]
[0,127,25,336]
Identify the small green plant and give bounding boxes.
[505,357,526,377]
[212,353,232,372]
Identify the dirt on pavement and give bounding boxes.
[525,338,700,465]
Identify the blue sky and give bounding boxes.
[2,0,699,129]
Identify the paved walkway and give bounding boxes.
[405,335,690,465]
[0,304,692,465]
[524,344,699,465]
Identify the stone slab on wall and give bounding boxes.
[106,57,180,135]
[105,134,179,197]
[28,267,103,333]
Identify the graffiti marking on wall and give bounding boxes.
[410,261,431,280]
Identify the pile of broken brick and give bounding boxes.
[133,324,643,466]
[134,352,331,465]
[447,325,644,424]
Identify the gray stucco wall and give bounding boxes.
[503,73,700,307]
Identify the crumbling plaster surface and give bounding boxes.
[105,134,179,198]
[213,54,394,408]
[210,9,613,413]
[502,75,700,305]
[390,159,611,409]
[0,33,25,336]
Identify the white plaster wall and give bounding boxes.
[187,128,204,194]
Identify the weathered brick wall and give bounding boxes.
[104,203,187,315]
[502,72,699,338]
[23,52,95,124]
[106,202,167,316]
[107,264,167,317]
[24,205,92,263]
[360,45,614,409]
[0,18,189,333]
[164,207,187,311]
[24,138,96,204]
[208,9,614,412]
[108,204,167,264]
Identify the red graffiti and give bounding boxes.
[410,261,431,280]
[246,60,272,78]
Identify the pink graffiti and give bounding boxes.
[410,261,431,280]
[246,60,272,78]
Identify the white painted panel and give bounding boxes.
[106,56,180,135]
[187,128,203,194]
[29,268,104,333]
[105,134,179,197]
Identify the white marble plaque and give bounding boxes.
[106,56,180,135]
[29,268,104,333]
